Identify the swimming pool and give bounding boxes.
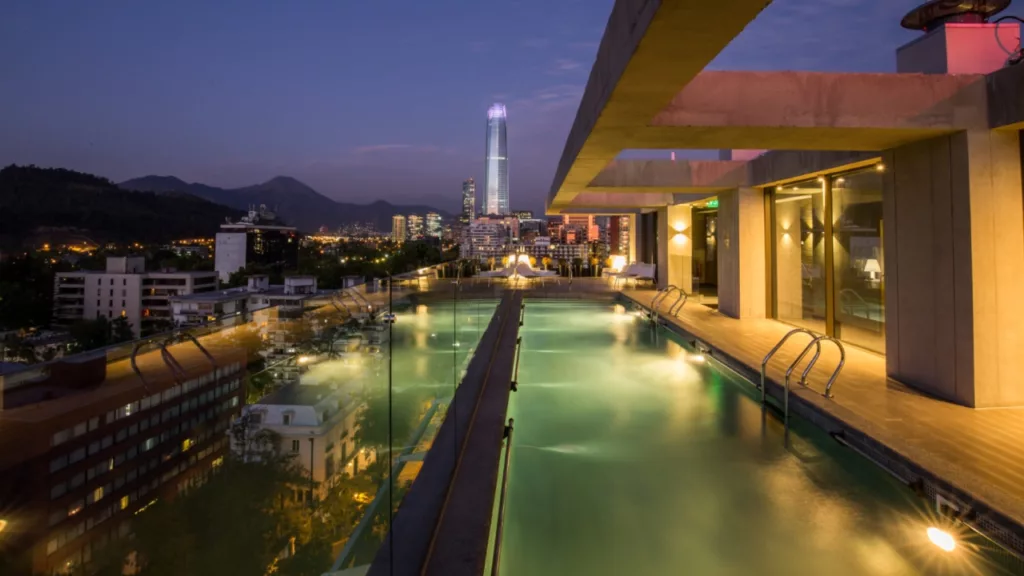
[492,300,1013,575]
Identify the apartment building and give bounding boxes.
[53,257,218,337]
[233,382,371,502]
[0,335,246,575]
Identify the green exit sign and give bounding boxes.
[705,199,719,209]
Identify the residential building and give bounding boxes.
[0,337,245,575]
[407,214,424,240]
[391,215,407,244]
[484,104,509,215]
[425,212,443,238]
[214,207,299,282]
[53,257,218,337]
[607,216,630,256]
[460,179,476,224]
[233,383,371,502]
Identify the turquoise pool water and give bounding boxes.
[495,300,1013,576]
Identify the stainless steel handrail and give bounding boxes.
[798,336,846,398]
[760,328,819,405]
[510,336,523,392]
[667,291,689,316]
[650,285,678,310]
[783,340,822,429]
[491,418,515,576]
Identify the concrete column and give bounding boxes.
[884,130,1024,407]
[656,207,669,289]
[666,204,693,293]
[717,187,766,318]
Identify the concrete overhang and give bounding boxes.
[987,62,1024,130]
[587,159,748,193]
[565,191,718,211]
[552,62,990,213]
[548,0,773,214]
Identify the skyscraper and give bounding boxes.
[407,214,424,240]
[484,103,509,215]
[425,212,442,238]
[461,178,476,223]
[392,215,407,243]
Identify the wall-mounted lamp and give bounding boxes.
[875,163,886,172]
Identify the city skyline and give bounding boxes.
[483,104,510,215]
[3,1,1016,215]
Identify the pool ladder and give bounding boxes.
[649,285,688,324]
[760,328,846,429]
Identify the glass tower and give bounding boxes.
[484,103,509,215]
[461,178,476,223]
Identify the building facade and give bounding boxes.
[391,215,407,244]
[54,257,218,337]
[214,211,299,283]
[425,212,442,239]
[406,214,424,241]
[460,178,476,224]
[0,339,245,575]
[484,104,509,215]
[234,383,371,502]
[548,1,1024,408]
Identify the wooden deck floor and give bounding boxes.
[624,288,1024,531]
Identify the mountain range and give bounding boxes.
[0,165,244,249]
[120,175,451,232]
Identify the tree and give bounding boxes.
[67,316,135,353]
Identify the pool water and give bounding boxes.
[495,300,1013,576]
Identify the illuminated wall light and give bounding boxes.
[876,163,886,172]
[926,527,956,552]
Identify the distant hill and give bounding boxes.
[0,165,243,248]
[120,175,451,232]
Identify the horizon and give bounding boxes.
[2,0,1022,215]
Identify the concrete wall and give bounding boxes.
[717,188,766,318]
[665,204,693,293]
[883,130,1024,407]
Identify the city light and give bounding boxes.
[926,527,956,552]
[0,518,7,534]
[297,355,312,364]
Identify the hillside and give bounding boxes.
[120,175,450,232]
[0,165,243,248]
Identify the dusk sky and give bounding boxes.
[2,0,1022,214]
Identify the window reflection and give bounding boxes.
[773,179,827,334]
[831,169,885,353]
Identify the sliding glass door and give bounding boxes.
[770,166,885,354]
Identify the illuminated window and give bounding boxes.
[119,495,130,510]
[182,438,193,452]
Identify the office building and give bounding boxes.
[53,257,218,337]
[391,215,407,244]
[512,210,533,220]
[407,214,424,240]
[425,212,443,238]
[484,104,509,215]
[461,179,476,224]
[607,216,630,256]
[214,207,299,282]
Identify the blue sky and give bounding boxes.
[1,0,1021,214]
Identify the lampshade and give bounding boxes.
[863,258,881,274]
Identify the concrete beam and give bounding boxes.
[565,190,716,211]
[588,159,748,191]
[549,0,772,211]
[987,62,1024,130]
[655,71,989,136]
[748,150,880,187]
